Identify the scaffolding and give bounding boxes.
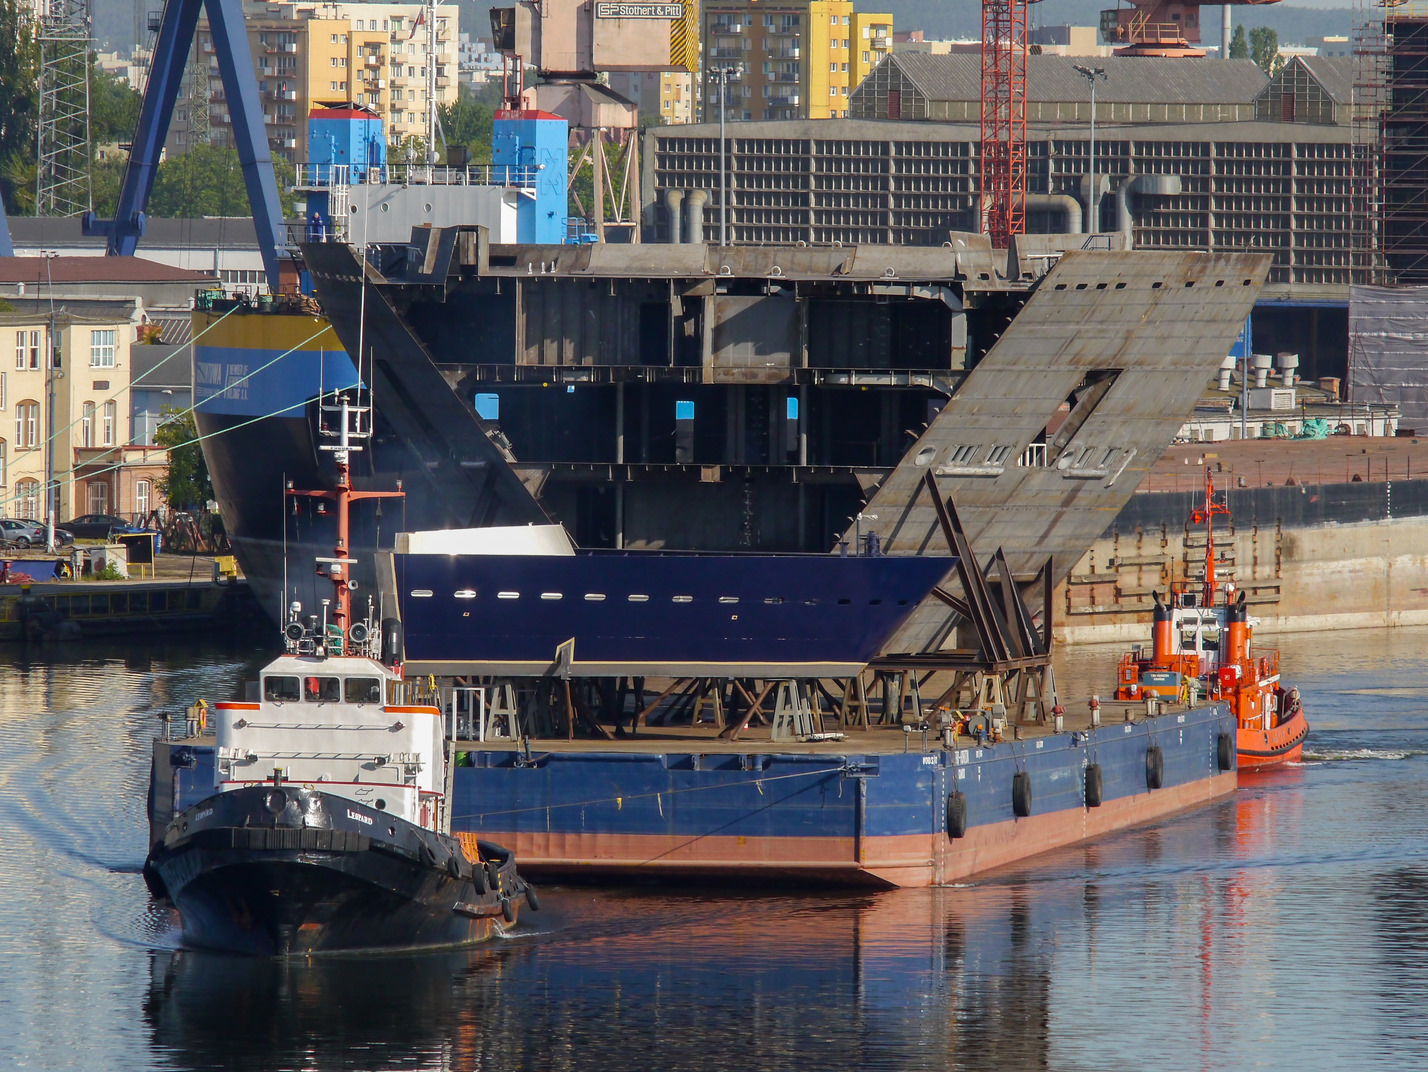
[34,0,92,217]
[1355,1,1428,284]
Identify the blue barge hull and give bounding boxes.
[445,704,1238,887]
[155,705,1237,888]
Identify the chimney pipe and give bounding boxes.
[664,189,684,244]
[685,190,709,245]
[1252,353,1274,389]
[1276,351,1299,389]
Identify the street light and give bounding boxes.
[40,250,58,553]
[708,65,742,248]
[1072,64,1107,233]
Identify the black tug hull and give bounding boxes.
[147,786,528,956]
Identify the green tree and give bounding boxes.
[156,408,214,510]
[1248,26,1282,75]
[147,145,295,218]
[90,62,141,145]
[440,84,495,163]
[1229,24,1248,60]
[0,0,39,215]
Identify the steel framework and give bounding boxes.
[34,0,93,217]
[1368,3,1428,284]
[82,0,285,291]
[979,0,1028,246]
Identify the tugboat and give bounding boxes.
[1114,467,1308,770]
[143,395,537,955]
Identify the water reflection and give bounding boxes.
[5,629,1428,1071]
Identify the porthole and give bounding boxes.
[454,589,476,599]
[672,595,693,603]
[628,594,649,602]
[585,593,606,601]
[375,799,386,810]
[718,596,739,604]
[837,598,852,606]
[764,597,784,604]
[410,589,433,598]
[540,592,563,601]
[497,591,519,600]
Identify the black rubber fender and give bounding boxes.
[1146,745,1165,790]
[501,898,515,924]
[446,853,462,880]
[470,861,488,894]
[946,790,968,839]
[142,852,167,901]
[524,885,541,912]
[1084,762,1104,808]
[1217,732,1235,772]
[1012,770,1033,818]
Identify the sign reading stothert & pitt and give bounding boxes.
[594,2,684,17]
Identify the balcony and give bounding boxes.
[774,46,800,58]
[772,71,799,82]
[711,23,743,34]
[366,55,382,66]
[709,47,742,59]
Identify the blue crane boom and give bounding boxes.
[82,0,287,292]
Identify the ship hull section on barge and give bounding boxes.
[448,703,1239,888]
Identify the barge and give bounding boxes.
[153,694,1237,889]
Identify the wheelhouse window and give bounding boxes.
[345,677,383,703]
[304,676,341,702]
[264,675,301,701]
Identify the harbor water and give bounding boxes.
[1,628,1426,1071]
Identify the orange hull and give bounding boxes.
[1237,709,1309,771]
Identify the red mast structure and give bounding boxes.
[980,0,1029,246]
[288,396,404,650]
[1189,465,1231,606]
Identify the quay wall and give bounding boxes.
[1055,477,1428,643]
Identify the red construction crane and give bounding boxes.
[980,0,1030,247]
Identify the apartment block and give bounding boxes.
[700,0,891,121]
[170,1,459,164]
[608,71,696,125]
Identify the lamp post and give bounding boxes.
[709,65,741,248]
[40,250,57,553]
[1072,64,1107,233]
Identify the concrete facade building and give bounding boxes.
[647,54,1359,293]
[170,1,458,163]
[608,71,697,125]
[700,0,891,121]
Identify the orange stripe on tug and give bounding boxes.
[1115,465,1308,771]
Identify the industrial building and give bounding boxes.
[644,52,1360,368]
[699,0,892,121]
[169,0,459,162]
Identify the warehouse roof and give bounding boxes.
[1296,55,1354,104]
[879,52,1269,106]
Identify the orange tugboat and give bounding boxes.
[1115,468,1308,771]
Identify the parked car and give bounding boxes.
[62,514,141,541]
[0,518,74,548]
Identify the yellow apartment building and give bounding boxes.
[700,0,891,121]
[173,1,459,164]
[0,300,160,524]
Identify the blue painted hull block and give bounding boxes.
[447,703,1239,887]
[393,550,956,675]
